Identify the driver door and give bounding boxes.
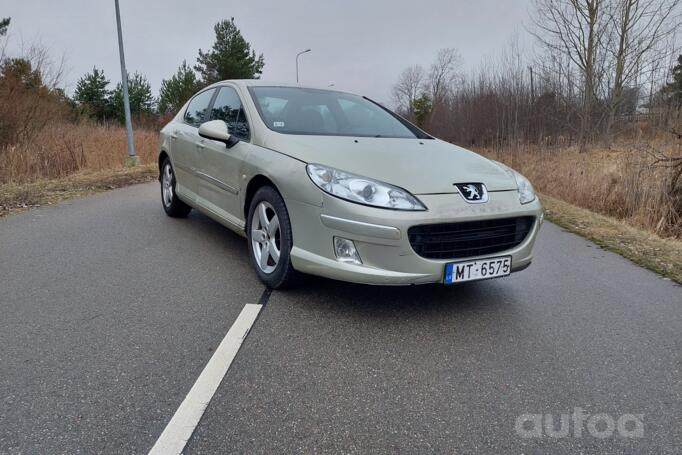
[194,85,253,221]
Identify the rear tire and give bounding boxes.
[247,186,298,289]
[160,158,192,218]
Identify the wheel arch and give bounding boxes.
[158,150,170,181]
[243,174,281,221]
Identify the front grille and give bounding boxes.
[408,216,535,260]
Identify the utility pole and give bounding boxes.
[296,49,311,83]
[528,66,535,102]
[114,0,137,165]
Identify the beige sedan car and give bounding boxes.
[158,80,542,288]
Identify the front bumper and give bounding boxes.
[287,191,543,285]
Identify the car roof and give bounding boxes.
[207,79,354,96]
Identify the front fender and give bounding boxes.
[240,146,322,210]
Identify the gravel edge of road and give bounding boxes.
[0,164,157,217]
[540,193,682,284]
[2,171,679,284]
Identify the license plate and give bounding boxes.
[444,256,511,284]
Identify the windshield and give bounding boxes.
[249,86,428,138]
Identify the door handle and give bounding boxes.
[170,130,179,140]
[196,141,205,149]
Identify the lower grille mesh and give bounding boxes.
[407,216,535,260]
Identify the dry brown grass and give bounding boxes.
[0,164,157,217]
[0,121,158,184]
[540,193,682,284]
[478,140,682,238]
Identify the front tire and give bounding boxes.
[247,186,298,289]
[160,158,192,218]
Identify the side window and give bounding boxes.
[184,89,215,127]
[210,86,250,141]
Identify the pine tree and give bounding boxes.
[110,71,155,123]
[195,18,264,84]
[0,58,44,91]
[158,61,201,114]
[413,94,432,128]
[74,67,111,120]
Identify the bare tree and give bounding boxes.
[426,48,462,113]
[531,0,609,149]
[607,0,681,132]
[392,64,425,116]
[23,43,66,90]
[389,0,681,155]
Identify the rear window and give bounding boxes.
[249,86,427,138]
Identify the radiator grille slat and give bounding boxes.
[407,216,535,260]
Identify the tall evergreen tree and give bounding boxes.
[110,71,155,123]
[158,61,201,114]
[195,18,264,84]
[0,17,10,36]
[74,67,111,120]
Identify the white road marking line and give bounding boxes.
[149,303,263,455]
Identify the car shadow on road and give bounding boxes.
[280,272,522,321]
[182,210,251,254]
[185,211,525,319]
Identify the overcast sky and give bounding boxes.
[2,0,533,105]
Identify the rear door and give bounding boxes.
[170,88,216,200]
[194,85,253,219]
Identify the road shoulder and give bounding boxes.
[0,164,157,217]
[541,193,682,284]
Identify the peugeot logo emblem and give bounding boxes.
[455,183,488,203]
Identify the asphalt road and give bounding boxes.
[1,182,680,454]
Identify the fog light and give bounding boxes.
[333,237,362,264]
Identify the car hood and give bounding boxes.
[260,134,517,193]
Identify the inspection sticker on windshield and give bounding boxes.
[444,256,511,284]
[273,121,285,128]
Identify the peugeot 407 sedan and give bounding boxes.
[158,80,543,289]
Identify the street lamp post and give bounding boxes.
[296,49,311,83]
[114,0,137,165]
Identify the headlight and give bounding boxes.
[513,172,535,204]
[306,164,426,210]
[492,160,536,204]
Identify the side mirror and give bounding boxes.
[198,120,239,148]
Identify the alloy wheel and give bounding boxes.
[250,201,281,274]
[162,163,174,208]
